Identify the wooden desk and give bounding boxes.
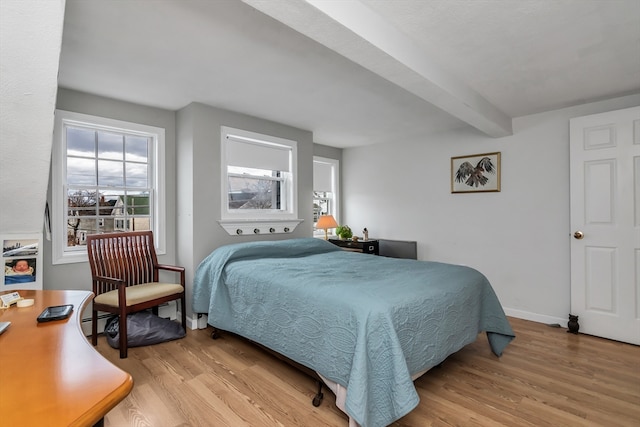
[0,290,133,427]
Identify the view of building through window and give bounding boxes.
[65,127,152,247]
[227,166,283,210]
[313,191,332,223]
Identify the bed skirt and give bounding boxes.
[317,368,430,427]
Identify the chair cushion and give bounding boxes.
[94,282,183,307]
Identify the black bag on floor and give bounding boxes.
[104,311,185,349]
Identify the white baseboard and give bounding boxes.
[186,313,208,330]
[503,307,567,327]
[186,314,199,330]
[81,313,111,337]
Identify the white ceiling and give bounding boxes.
[58,0,640,148]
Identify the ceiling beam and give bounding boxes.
[242,0,512,138]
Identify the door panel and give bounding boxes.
[585,246,614,312]
[585,160,614,223]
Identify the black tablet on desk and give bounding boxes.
[37,304,73,322]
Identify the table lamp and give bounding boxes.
[316,214,338,240]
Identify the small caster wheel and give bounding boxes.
[211,330,220,339]
[312,392,323,407]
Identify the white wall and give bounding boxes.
[342,94,640,325]
[0,0,65,235]
[176,102,316,323]
[39,92,316,327]
[43,89,178,292]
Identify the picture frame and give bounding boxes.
[451,152,501,193]
[1,233,43,292]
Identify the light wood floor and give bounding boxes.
[97,317,640,427]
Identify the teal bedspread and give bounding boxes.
[193,238,514,427]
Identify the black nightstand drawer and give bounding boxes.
[328,239,379,255]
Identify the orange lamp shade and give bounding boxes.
[316,215,338,239]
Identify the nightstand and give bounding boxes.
[328,239,379,255]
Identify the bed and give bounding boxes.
[192,238,514,427]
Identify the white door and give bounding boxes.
[570,105,640,345]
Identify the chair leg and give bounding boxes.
[92,309,98,346]
[181,297,187,331]
[119,311,128,359]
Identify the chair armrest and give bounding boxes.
[156,264,184,273]
[94,275,125,287]
[156,264,185,286]
[93,276,127,303]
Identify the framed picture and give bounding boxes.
[451,152,501,193]
[1,233,43,291]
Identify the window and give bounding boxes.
[219,126,301,235]
[52,110,165,264]
[313,156,339,236]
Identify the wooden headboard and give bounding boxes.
[378,239,417,260]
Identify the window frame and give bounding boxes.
[313,156,340,237]
[219,126,301,235]
[51,110,166,264]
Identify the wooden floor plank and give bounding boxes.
[100,317,640,426]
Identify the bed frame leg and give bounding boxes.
[211,328,221,340]
[312,380,324,407]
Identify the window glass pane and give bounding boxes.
[99,191,122,233]
[98,192,120,216]
[125,135,149,162]
[228,176,279,210]
[66,189,101,247]
[97,132,123,160]
[67,189,99,215]
[123,192,151,215]
[66,127,95,157]
[115,192,151,232]
[67,157,96,186]
[72,205,97,216]
[313,194,331,223]
[126,162,148,187]
[97,159,124,186]
[68,217,100,243]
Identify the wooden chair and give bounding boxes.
[86,231,187,358]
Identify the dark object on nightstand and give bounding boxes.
[567,314,579,334]
[328,238,379,255]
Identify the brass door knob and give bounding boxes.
[573,231,584,239]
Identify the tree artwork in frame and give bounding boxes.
[451,152,501,193]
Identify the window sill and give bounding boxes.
[52,251,88,265]
[218,219,303,236]
[52,246,167,265]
